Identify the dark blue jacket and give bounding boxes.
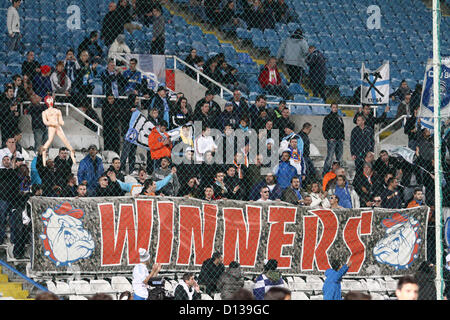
[306,49,327,83]
[323,264,349,300]
[33,75,52,98]
[249,180,283,201]
[350,125,374,159]
[77,155,104,191]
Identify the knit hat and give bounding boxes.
[40,65,51,74]
[139,248,150,262]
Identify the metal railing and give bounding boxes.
[0,259,51,299]
[21,100,103,137]
[374,114,407,155]
[168,55,234,99]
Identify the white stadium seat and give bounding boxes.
[201,293,213,300]
[55,281,75,295]
[89,279,116,295]
[69,295,88,300]
[291,291,309,300]
[69,280,96,295]
[366,278,384,292]
[111,276,132,293]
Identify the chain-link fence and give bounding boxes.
[0,0,449,301]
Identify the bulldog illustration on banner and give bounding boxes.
[373,212,421,270]
[39,202,95,266]
[31,197,429,276]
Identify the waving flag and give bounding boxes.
[125,110,190,150]
[419,57,450,131]
[361,61,390,105]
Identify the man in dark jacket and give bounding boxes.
[0,86,20,146]
[101,2,121,47]
[217,261,244,300]
[77,145,104,195]
[195,90,221,123]
[352,104,389,134]
[53,147,73,188]
[404,107,420,149]
[100,59,125,98]
[350,115,374,172]
[174,272,202,300]
[298,122,316,184]
[229,89,249,119]
[77,31,103,61]
[322,103,345,175]
[149,86,170,125]
[306,45,327,100]
[380,177,403,209]
[373,150,400,183]
[281,176,303,205]
[94,173,122,197]
[27,94,47,150]
[352,163,374,207]
[198,252,225,296]
[218,102,239,130]
[36,154,60,196]
[249,172,283,201]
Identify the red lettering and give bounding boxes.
[301,216,319,271]
[177,204,218,266]
[155,202,174,265]
[301,209,338,271]
[266,207,296,268]
[223,206,262,266]
[98,200,153,266]
[343,211,373,273]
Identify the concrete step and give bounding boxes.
[0,274,8,283]
[0,282,23,291]
[0,288,29,299]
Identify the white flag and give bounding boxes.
[419,56,450,132]
[361,61,390,105]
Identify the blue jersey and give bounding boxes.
[123,69,142,93]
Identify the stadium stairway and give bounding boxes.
[0,266,32,300]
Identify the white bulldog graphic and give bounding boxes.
[40,203,95,266]
[373,212,421,270]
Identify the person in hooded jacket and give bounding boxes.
[253,259,288,300]
[217,261,245,300]
[323,259,352,300]
[415,261,436,300]
[277,28,309,85]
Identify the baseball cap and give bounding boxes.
[157,86,167,92]
[139,248,150,262]
[88,144,98,150]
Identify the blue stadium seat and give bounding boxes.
[288,83,306,95]
[292,105,312,115]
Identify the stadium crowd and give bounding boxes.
[1,1,449,303]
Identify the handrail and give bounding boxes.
[167,55,234,99]
[0,259,52,298]
[21,101,103,137]
[374,115,407,155]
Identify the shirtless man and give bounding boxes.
[41,95,76,166]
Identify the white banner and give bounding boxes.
[419,57,450,131]
[361,61,390,105]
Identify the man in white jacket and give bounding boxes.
[108,34,131,60]
[7,0,23,52]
